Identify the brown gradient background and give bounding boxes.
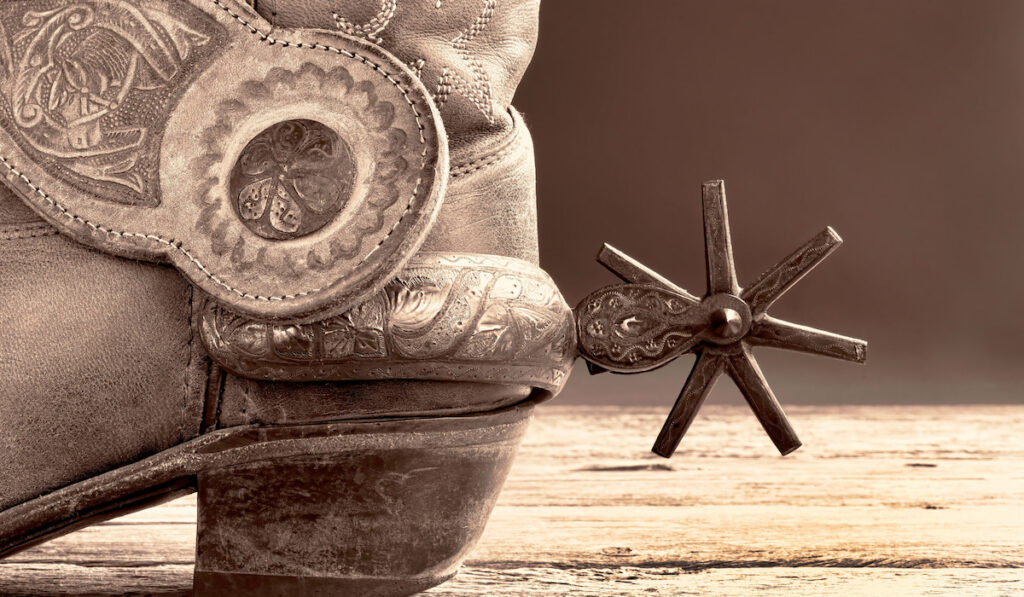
[515,1,1024,404]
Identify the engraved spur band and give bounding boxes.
[200,253,577,394]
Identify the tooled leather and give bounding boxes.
[0,231,209,511]
[0,0,539,287]
[0,1,448,323]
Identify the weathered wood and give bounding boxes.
[0,405,1021,595]
[1,565,1021,597]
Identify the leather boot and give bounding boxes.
[0,1,574,595]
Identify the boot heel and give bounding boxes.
[192,404,532,597]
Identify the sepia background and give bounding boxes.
[518,0,1024,405]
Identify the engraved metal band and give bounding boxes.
[200,253,577,393]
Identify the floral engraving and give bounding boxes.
[575,285,706,370]
[200,254,576,392]
[230,119,355,240]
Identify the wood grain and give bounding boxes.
[1,405,1021,596]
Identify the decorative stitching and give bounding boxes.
[450,113,524,178]
[435,0,496,123]
[408,57,426,79]
[0,0,433,305]
[332,0,397,44]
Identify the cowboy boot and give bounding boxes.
[0,1,574,595]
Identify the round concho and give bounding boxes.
[230,119,357,241]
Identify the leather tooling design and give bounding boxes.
[230,119,356,240]
[200,254,577,392]
[193,63,427,276]
[0,3,448,322]
[0,0,216,205]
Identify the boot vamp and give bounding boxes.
[0,188,204,510]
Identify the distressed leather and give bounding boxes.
[0,188,208,511]
[421,109,539,262]
[0,187,37,225]
[0,0,545,512]
[250,0,542,263]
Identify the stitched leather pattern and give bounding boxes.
[434,0,497,123]
[251,0,539,151]
[333,0,397,43]
[323,0,499,123]
[450,125,524,179]
[239,1,545,262]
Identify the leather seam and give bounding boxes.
[451,138,520,179]
[0,0,430,304]
[201,363,226,433]
[183,285,195,444]
[0,223,58,241]
[450,108,526,179]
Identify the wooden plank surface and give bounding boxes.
[0,405,1021,596]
